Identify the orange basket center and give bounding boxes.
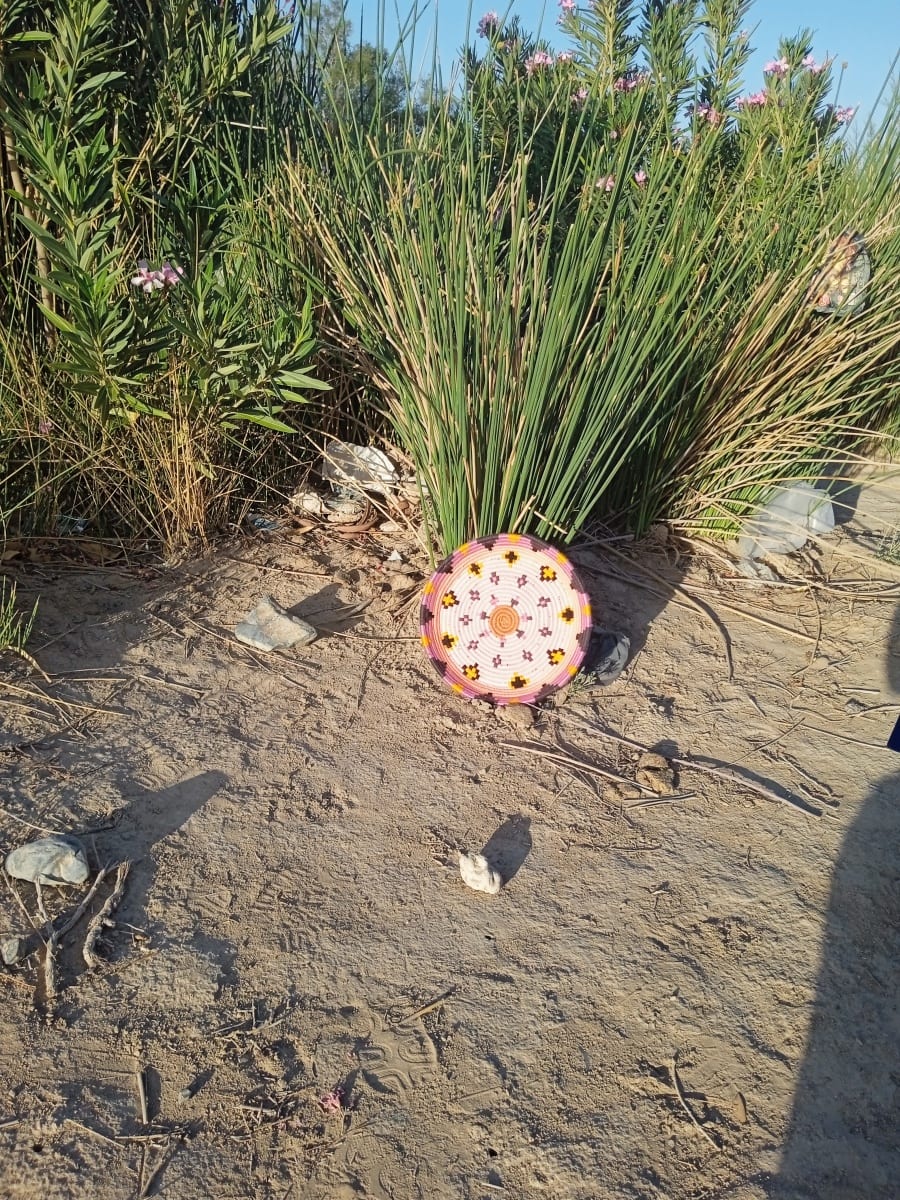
[488,605,520,638]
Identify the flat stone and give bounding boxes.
[5,834,90,886]
[1,936,26,965]
[234,596,317,653]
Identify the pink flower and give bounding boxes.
[693,101,723,126]
[476,11,500,38]
[159,261,184,287]
[525,50,554,75]
[735,91,767,109]
[557,50,574,63]
[802,53,827,75]
[764,56,789,77]
[131,259,184,293]
[572,86,589,106]
[559,0,577,11]
[38,418,53,435]
[832,105,856,125]
[614,70,649,92]
[634,169,647,186]
[130,260,164,293]
[595,174,616,192]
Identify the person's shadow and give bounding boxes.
[774,602,900,1198]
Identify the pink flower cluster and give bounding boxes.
[558,0,577,12]
[557,50,574,63]
[831,105,856,125]
[634,169,648,187]
[693,102,723,126]
[130,259,184,293]
[595,174,616,192]
[764,56,789,77]
[477,11,500,38]
[525,50,554,75]
[735,91,767,109]
[613,71,650,92]
[802,53,827,74]
[572,85,589,106]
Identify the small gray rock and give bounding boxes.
[5,834,89,886]
[235,595,317,652]
[1,936,26,966]
[579,630,631,687]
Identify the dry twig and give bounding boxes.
[669,1059,720,1150]
[84,862,130,968]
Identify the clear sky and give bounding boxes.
[350,0,899,129]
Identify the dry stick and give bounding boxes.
[557,715,826,817]
[0,679,120,718]
[44,865,116,1000]
[397,989,455,1026]
[84,862,130,968]
[0,806,67,835]
[669,1059,719,1151]
[135,1062,150,1126]
[2,646,52,683]
[63,1118,121,1148]
[498,740,657,795]
[140,1136,183,1199]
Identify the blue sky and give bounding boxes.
[350,0,899,128]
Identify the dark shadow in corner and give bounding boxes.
[773,602,900,1199]
[481,815,532,883]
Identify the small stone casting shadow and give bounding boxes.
[288,583,369,636]
[480,815,532,883]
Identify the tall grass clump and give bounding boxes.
[287,1,899,555]
[0,0,332,549]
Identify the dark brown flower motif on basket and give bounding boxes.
[504,550,519,565]
[462,664,480,681]
[547,647,565,665]
[442,590,459,608]
[441,633,458,650]
[510,673,528,689]
[560,606,574,623]
[539,565,557,582]
[469,562,482,576]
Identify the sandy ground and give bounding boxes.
[1,479,899,1200]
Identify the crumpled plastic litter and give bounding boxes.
[738,483,835,560]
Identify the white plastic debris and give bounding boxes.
[321,441,398,494]
[386,550,403,563]
[459,851,503,895]
[235,596,317,652]
[738,483,835,560]
[288,490,329,515]
[5,835,90,886]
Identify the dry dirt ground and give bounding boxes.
[1,481,899,1200]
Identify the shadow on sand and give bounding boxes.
[773,602,900,1198]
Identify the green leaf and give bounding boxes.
[37,305,79,335]
[222,411,297,433]
[275,370,331,391]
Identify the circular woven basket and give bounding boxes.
[419,534,593,706]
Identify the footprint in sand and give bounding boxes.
[352,1012,440,1101]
